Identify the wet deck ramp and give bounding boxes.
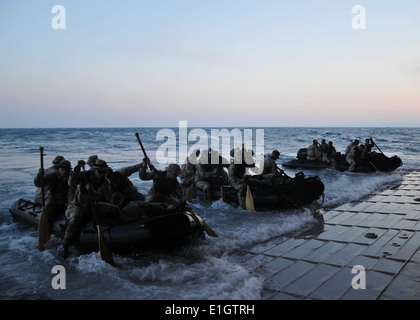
[241,172,420,300]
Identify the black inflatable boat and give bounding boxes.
[282,148,402,173]
[9,198,205,254]
[183,172,325,210]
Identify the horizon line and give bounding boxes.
[1,125,420,130]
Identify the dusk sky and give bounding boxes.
[1,1,419,128]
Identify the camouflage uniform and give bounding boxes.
[194,162,215,199]
[322,142,334,162]
[261,151,283,181]
[195,150,229,200]
[307,140,322,161]
[319,139,328,161]
[107,163,145,208]
[228,163,247,209]
[62,159,113,252]
[34,159,71,224]
[322,142,340,170]
[179,150,200,186]
[139,162,184,207]
[345,140,359,157]
[67,155,99,204]
[34,155,65,204]
[179,161,196,185]
[228,147,257,208]
[346,146,358,172]
[364,139,375,153]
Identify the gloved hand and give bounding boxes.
[167,204,176,210]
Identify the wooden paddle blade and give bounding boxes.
[245,185,255,211]
[220,186,227,203]
[186,184,194,202]
[203,220,218,238]
[331,160,340,171]
[369,160,379,171]
[38,207,50,251]
[97,225,115,266]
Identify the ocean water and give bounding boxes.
[0,127,419,300]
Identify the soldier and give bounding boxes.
[262,150,284,181]
[320,139,328,155]
[323,141,340,170]
[228,162,247,209]
[61,159,113,258]
[34,155,65,204]
[364,138,375,153]
[194,150,220,201]
[87,155,99,168]
[307,140,322,161]
[107,162,146,208]
[345,140,359,157]
[179,149,200,186]
[346,144,358,172]
[67,155,99,203]
[34,159,72,225]
[322,141,336,161]
[139,159,185,210]
[228,147,255,209]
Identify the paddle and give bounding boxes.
[370,137,386,157]
[186,183,194,202]
[202,220,218,238]
[317,142,340,171]
[135,132,156,172]
[276,165,290,178]
[245,183,255,211]
[135,133,218,237]
[368,159,379,172]
[38,147,50,252]
[185,204,218,238]
[81,166,115,266]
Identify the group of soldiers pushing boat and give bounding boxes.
[34,147,287,257]
[34,154,185,257]
[179,147,289,208]
[304,137,381,171]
